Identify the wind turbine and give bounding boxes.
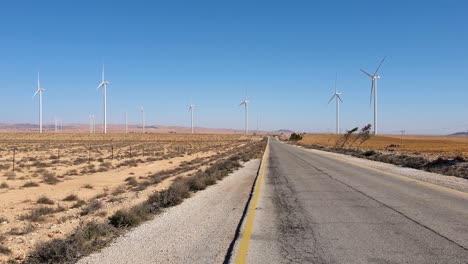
[140,106,145,133]
[97,65,110,134]
[33,72,45,133]
[361,57,386,135]
[239,97,250,135]
[124,112,128,134]
[328,74,343,134]
[188,103,195,134]
[89,115,94,134]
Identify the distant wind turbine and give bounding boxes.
[239,97,250,135]
[140,106,145,133]
[97,65,110,134]
[33,72,45,133]
[54,116,58,133]
[188,103,195,134]
[124,112,128,134]
[328,74,343,134]
[361,57,386,135]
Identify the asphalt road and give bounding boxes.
[242,138,468,263]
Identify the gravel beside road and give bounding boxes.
[78,159,260,264]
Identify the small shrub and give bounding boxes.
[0,244,11,255]
[9,224,35,235]
[0,182,9,189]
[5,172,16,180]
[37,196,55,205]
[23,181,40,188]
[125,177,138,187]
[108,206,150,228]
[26,221,119,263]
[62,194,79,202]
[19,206,62,222]
[289,133,303,141]
[82,184,93,189]
[71,200,86,209]
[80,199,103,216]
[43,173,60,185]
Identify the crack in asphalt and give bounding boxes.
[267,147,326,263]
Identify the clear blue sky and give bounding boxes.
[0,0,467,134]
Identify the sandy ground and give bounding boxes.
[299,134,468,159]
[0,133,260,262]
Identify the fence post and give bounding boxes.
[12,148,16,173]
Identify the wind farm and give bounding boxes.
[1,1,467,264]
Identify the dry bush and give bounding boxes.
[19,206,65,222]
[108,206,151,228]
[37,196,55,205]
[43,173,60,185]
[23,181,40,188]
[62,194,79,202]
[125,177,138,187]
[9,224,35,236]
[80,199,103,216]
[26,222,119,264]
[0,182,9,189]
[82,184,93,189]
[71,200,86,209]
[5,172,16,180]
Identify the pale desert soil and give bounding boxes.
[0,133,260,262]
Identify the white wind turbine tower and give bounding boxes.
[124,112,128,134]
[239,97,250,135]
[89,115,94,134]
[188,103,195,134]
[97,65,110,134]
[140,106,145,133]
[328,74,343,134]
[33,72,45,133]
[361,57,386,135]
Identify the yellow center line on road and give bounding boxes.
[299,145,468,199]
[235,140,270,264]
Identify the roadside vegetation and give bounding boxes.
[294,130,468,179]
[22,138,266,264]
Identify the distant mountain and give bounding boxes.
[276,129,294,134]
[450,131,468,136]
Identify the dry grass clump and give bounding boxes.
[5,172,16,180]
[82,184,93,189]
[25,222,119,264]
[0,235,11,255]
[80,199,103,216]
[37,196,55,205]
[62,194,79,202]
[19,206,65,222]
[43,173,60,185]
[22,181,40,188]
[9,224,35,236]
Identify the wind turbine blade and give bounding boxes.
[360,69,373,78]
[33,90,39,98]
[97,83,103,89]
[369,82,374,107]
[102,64,105,81]
[373,56,386,76]
[337,94,343,103]
[327,94,336,104]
